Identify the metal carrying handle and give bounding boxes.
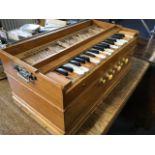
[14,65,37,83]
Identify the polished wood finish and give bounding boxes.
[0,20,139,134]
[0,57,149,134]
[78,57,149,134]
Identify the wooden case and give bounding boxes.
[0,20,139,134]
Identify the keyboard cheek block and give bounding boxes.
[0,20,139,134]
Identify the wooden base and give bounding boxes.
[12,61,131,135]
[13,94,65,134]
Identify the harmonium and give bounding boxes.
[0,20,139,134]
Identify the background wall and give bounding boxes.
[0,19,36,31]
[115,19,155,39]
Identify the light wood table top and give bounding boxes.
[0,57,149,135]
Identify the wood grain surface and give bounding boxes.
[0,57,149,135]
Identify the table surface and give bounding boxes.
[0,57,149,135]
[134,38,155,64]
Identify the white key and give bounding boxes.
[110,38,128,45]
[81,54,100,64]
[68,61,89,72]
[86,52,106,59]
[115,41,124,46]
[115,39,128,45]
[103,51,112,55]
[115,40,126,46]
[101,42,118,49]
[63,64,85,75]
[104,48,114,53]
[64,63,88,75]
[80,66,89,72]
[117,39,128,43]
[71,64,89,72]
[110,45,119,49]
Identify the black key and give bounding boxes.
[73,57,86,63]
[88,49,100,54]
[69,60,81,66]
[76,56,87,62]
[104,39,115,45]
[116,33,125,37]
[104,40,114,45]
[111,35,122,39]
[93,45,104,51]
[56,68,68,76]
[85,52,96,57]
[78,56,90,62]
[99,42,110,48]
[107,38,117,42]
[112,34,124,39]
[61,66,73,72]
[94,44,106,49]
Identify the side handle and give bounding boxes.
[14,64,37,83]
